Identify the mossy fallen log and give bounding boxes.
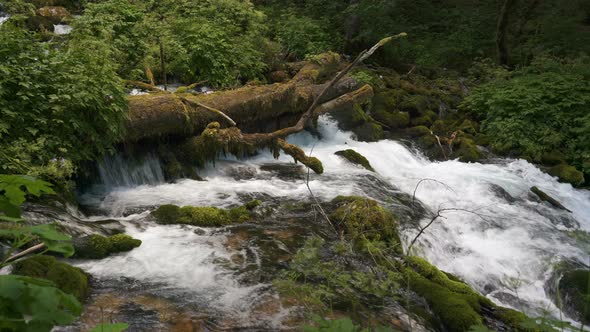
[124,54,359,142]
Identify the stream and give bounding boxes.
[67,116,589,330]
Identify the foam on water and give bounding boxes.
[83,116,590,323]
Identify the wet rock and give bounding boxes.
[12,255,89,301]
[546,262,590,324]
[259,163,304,180]
[488,184,516,203]
[36,6,71,24]
[530,186,571,212]
[548,163,585,187]
[225,165,257,180]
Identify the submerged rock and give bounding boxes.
[530,186,571,212]
[547,262,590,325]
[12,255,89,301]
[259,163,304,180]
[335,149,375,171]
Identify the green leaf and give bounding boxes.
[28,224,75,257]
[89,323,129,332]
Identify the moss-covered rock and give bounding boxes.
[354,122,384,142]
[152,200,259,226]
[12,255,89,301]
[399,95,433,116]
[335,149,375,172]
[110,234,142,252]
[74,234,113,259]
[558,269,590,324]
[373,109,410,129]
[73,233,142,259]
[452,138,481,162]
[548,163,585,186]
[330,196,401,251]
[406,125,431,137]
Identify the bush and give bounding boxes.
[0,26,127,184]
[462,56,590,184]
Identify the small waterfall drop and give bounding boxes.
[97,152,165,189]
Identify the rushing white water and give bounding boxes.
[97,152,165,189]
[0,15,8,26]
[53,24,72,35]
[82,116,590,324]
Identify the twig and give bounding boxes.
[411,178,456,206]
[304,144,337,236]
[3,243,45,264]
[179,97,237,127]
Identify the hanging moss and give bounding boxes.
[335,149,375,172]
[278,139,324,174]
[12,255,89,301]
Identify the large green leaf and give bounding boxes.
[0,275,82,332]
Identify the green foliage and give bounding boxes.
[72,0,268,87]
[272,10,332,60]
[463,56,590,183]
[0,175,54,219]
[12,255,89,300]
[89,323,129,332]
[0,26,127,183]
[0,275,82,332]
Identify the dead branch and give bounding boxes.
[179,97,237,127]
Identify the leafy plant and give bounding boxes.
[303,315,394,332]
[0,175,81,332]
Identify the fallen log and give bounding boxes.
[128,35,407,175]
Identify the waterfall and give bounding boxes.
[80,116,590,325]
[97,152,165,189]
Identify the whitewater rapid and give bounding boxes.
[80,116,590,324]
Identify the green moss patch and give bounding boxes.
[74,233,142,259]
[548,163,585,186]
[335,149,374,172]
[330,196,401,251]
[12,255,89,301]
[152,200,260,226]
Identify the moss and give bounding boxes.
[452,138,481,162]
[244,199,262,210]
[419,135,438,148]
[330,196,401,252]
[559,269,590,324]
[540,151,565,166]
[335,149,375,172]
[278,140,324,174]
[110,234,142,252]
[152,202,257,226]
[494,307,528,331]
[178,206,233,226]
[405,257,497,331]
[151,204,181,224]
[458,119,479,135]
[13,255,89,301]
[74,234,113,259]
[407,269,482,331]
[430,120,448,136]
[354,122,384,142]
[372,108,410,129]
[406,125,431,137]
[373,89,406,110]
[548,163,585,186]
[399,94,433,116]
[74,233,142,259]
[411,115,434,127]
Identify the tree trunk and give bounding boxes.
[496,0,517,66]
